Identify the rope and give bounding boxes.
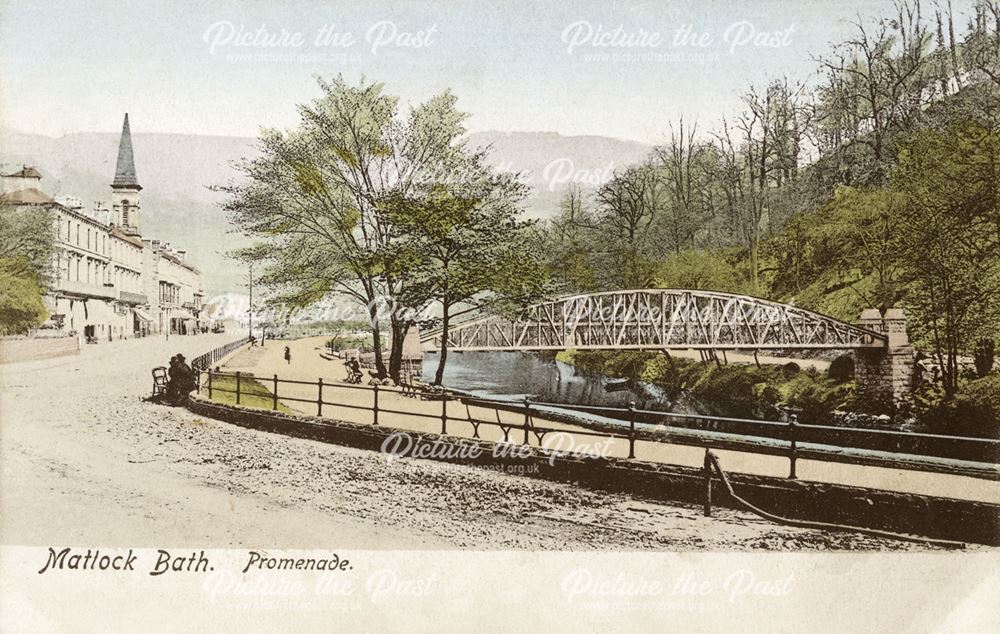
[703,450,966,550]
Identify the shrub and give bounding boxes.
[974,339,995,378]
[602,351,657,381]
[561,350,867,422]
[687,363,782,418]
[0,262,47,335]
[326,334,381,354]
[780,374,857,424]
[567,350,619,376]
[915,373,1000,438]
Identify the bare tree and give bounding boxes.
[815,2,932,181]
[592,165,662,288]
[964,0,1000,86]
[652,118,715,253]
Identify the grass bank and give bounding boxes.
[204,374,293,414]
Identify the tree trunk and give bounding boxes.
[388,318,406,384]
[366,301,387,379]
[434,306,451,386]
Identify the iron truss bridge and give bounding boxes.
[420,290,887,352]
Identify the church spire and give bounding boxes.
[112,113,141,190]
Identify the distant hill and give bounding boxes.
[0,127,652,296]
[466,130,653,217]
[1,127,257,297]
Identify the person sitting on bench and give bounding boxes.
[166,354,195,404]
[346,357,363,384]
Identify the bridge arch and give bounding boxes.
[420,289,887,352]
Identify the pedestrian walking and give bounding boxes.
[284,346,291,365]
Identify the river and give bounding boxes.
[421,351,688,415]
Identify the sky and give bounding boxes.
[0,0,981,144]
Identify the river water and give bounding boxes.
[421,351,684,414]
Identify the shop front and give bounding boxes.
[133,309,153,337]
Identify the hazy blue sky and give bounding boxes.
[0,0,980,143]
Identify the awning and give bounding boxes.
[133,309,153,322]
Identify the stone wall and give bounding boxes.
[854,308,916,412]
[187,392,1000,545]
[0,336,80,364]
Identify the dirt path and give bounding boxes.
[0,334,941,550]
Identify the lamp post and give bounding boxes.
[248,262,254,339]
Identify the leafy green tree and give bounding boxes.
[386,176,548,384]
[892,122,1000,396]
[0,203,54,334]
[221,76,471,380]
[0,203,55,285]
[654,249,746,294]
[813,186,903,313]
[0,259,47,335]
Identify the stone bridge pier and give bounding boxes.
[854,308,916,413]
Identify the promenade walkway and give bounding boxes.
[221,337,1000,505]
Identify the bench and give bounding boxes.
[399,373,419,397]
[152,366,168,398]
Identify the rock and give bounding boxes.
[782,362,801,377]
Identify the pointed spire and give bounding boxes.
[112,113,141,190]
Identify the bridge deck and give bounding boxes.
[422,289,888,352]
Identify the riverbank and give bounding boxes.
[551,349,1000,439]
[555,349,859,422]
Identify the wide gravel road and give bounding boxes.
[0,333,933,550]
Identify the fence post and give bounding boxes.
[317,378,324,417]
[373,383,380,426]
[440,396,448,435]
[788,414,798,480]
[208,371,213,399]
[627,400,637,459]
[703,449,713,517]
[272,374,278,411]
[523,397,531,445]
[235,371,241,405]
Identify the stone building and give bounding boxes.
[0,114,204,340]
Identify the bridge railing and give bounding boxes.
[191,367,1000,479]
